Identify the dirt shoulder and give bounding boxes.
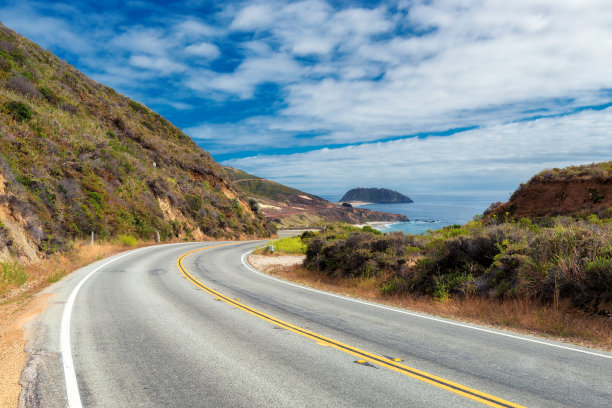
[248,254,306,271]
[0,293,50,408]
[247,254,611,352]
[0,241,155,408]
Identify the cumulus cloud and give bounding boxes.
[230,3,277,30]
[184,42,220,59]
[223,106,612,195]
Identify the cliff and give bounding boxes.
[485,162,611,220]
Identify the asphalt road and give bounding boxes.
[21,241,612,407]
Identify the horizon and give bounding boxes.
[2,0,611,196]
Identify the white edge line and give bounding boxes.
[240,250,612,360]
[59,240,245,407]
[60,247,151,408]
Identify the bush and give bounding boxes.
[39,86,58,104]
[304,219,612,312]
[4,100,33,121]
[118,234,138,247]
[6,74,41,98]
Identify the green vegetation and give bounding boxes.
[3,100,33,121]
[224,166,316,202]
[117,234,138,247]
[529,161,611,183]
[0,23,273,260]
[267,236,308,254]
[303,215,612,314]
[0,261,28,291]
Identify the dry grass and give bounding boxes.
[1,240,155,303]
[262,263,612,351]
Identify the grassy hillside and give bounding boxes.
[224,166,409,227]
[0,22,273,261]
[224,166,321,202]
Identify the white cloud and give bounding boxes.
[223,106,612,195]
[230,3,277,30]
[111,28,174,56]
[186,53,301,97]
[184,42,220,59]
[129,55,187,74]
[176,19,215,37]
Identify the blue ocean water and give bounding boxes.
[318,194,508,235]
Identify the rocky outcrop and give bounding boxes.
[340,188,413,204]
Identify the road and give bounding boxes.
[21,241,612,407]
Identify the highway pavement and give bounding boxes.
[20,241,612,407]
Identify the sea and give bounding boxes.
[318,194,509,235]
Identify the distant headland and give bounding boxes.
[340,188,414,204]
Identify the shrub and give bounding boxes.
[4,100,33,121]
[304,219,611,311]
[361,225,382,235]
[39,86,58,104]
[300,230,316,241]
[6,74,41,98]
[118,234,138,247]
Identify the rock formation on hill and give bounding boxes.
[340,187,413,204]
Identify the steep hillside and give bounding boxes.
[0,22,273,261]
[340,187,413,203]
[224,167,409,226]
[486,162,612,220]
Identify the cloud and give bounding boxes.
[184,42,220,59]
[2,0,611,197]
[223,106,612,195]
[128,55,187,74]
[230,3,277,30]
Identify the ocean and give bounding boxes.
[318,194,509,235]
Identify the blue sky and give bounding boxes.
[2,0,611,197]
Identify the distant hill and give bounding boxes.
[485,161,612,220]
[224,167,409,227]
[341,188,413,204]
[0,22,273,261]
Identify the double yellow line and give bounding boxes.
[177,244,525,408]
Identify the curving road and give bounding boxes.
[21,241,612,407]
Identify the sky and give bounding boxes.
[2,0,611,197]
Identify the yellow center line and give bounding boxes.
[177,243,526,408]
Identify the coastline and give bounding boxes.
[354,221,398,230]
[337,201,373,207]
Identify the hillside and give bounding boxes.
[340,187,413,204]
[0,22,273,262]
[224,167,409,226]
[485,161,612,220]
